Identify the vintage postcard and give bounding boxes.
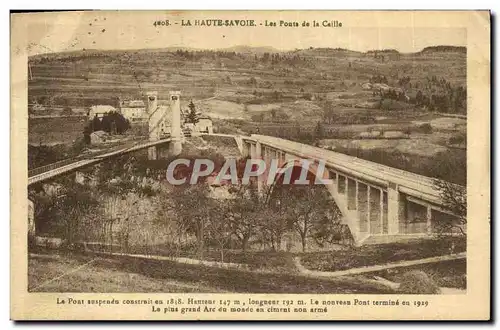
[11,10,490,320]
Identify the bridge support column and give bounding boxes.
[240,140,249,158]
[426,206,433,234]
[28,199,35,242]
[387,183,400,234]
[255,142,262,193]
[147,91,159,160]
[367,186,371,234]
[148,147,157,160]
[355,181,359,211]
[379,188,385,233]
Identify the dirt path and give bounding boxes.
[294,252,466,277]
[94,251,252,271]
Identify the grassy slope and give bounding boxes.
[28,252,393,294]
[366,259,466,289]
[300,237,466,272]
[29,254,223,293]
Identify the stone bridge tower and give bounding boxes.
[169,91,182,156]
[146,90,183,160]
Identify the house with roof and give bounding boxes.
[120,99,147,122]
[88,105,118,120]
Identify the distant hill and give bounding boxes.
[219,45,280,54]
[366,49,400,54]
[291,47,363,57]
[29,44,467,61]
[420,46,466,53]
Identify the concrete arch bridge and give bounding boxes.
[27,90,464,246]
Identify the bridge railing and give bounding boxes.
[28,137,172,181]
[28,158,81,178]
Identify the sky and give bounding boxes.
[15,11,468,56]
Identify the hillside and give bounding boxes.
[420,46,467,53]
[28,45,466,122]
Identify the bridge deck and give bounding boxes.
[28,138,172,185]
[246,135,460,205]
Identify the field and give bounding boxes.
[29,116,87,145]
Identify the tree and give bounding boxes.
[265,185,293,251]
[226,183,263,251]
[91,115,101,132]
[62,107,73,116]
[251,113,265,123]
[206,202,232,262]
[100,113,112,132]
[109,112,131,134]
[314,121,325,140]
[272,184,337,252]
[186,101,200,124]
[270,109,277,121]
[83,124,92,144]
[29,179,101,245]
[96,112,130,134]
[433,179,466,236]
[322,103,336,124]
[168,184,214,259]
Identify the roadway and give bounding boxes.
[245,134,463,205]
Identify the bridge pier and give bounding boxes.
[426,206,433,234]
[28,199,35,241]
[255,142,262,193]
[387,183,401,234]
[367,185,371,234]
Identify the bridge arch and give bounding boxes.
[264,159,358,245]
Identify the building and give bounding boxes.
[196,117,213,134]
[120,100,147,122]
[182,117,213,135]
[29,103,47,112]
[88,105,117,120]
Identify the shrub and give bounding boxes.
[415,123,433,134]
[380,99,412,111]
[448,132,466,146]
[439,274,467,289]
[397,270,441,294]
